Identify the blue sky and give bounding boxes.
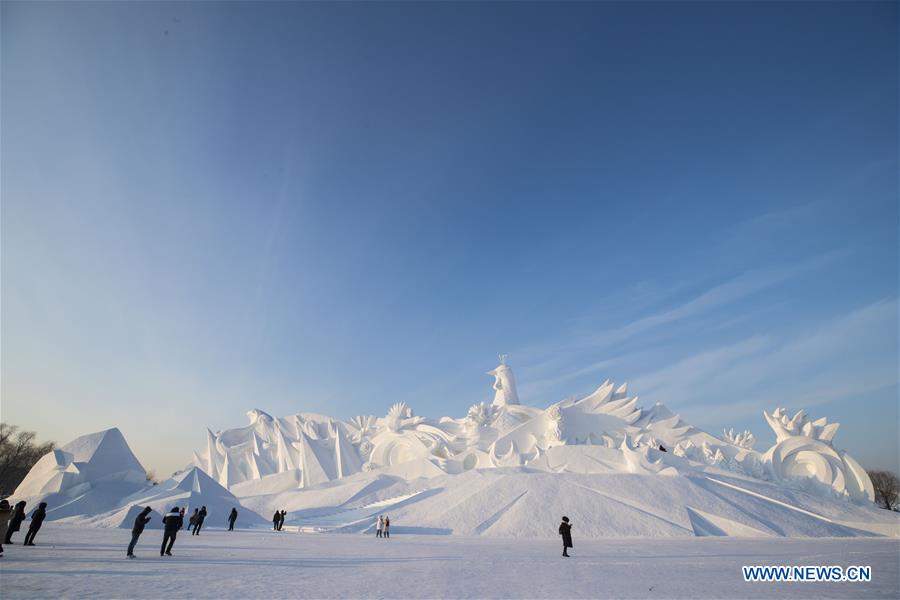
[2,1,897,478]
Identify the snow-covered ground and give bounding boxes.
[1,524,897,599]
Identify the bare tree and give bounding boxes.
[868,470,900,511]
[0,423,55,496]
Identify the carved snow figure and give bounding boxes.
[195,409,365,489]
[488,354,519,406]
[762,408,874,502]
[722,428,755,450]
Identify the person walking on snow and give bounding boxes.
[227,507,238,531]
[0,500,13,557]
[192,506,207,535]
[4,501,26,544]
[383,516,390,539]
[273,510,281,531]
[188,508,199,531]
[127,506,153,558]
[160,507,183,556]
[376,515,383,538]
[559,516,573,557]
[23,502,47,546]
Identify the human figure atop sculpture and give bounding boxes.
[488,355,519,406]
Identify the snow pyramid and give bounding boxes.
[123,467,265,526]
[74,467,266,529]
[12,428,151,520]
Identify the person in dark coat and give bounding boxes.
[188,508,199,531]
[227,507,238,531]
[384,516,390,539]
[559,516,573,557]
[272,510,280,531]
[4,501,26,544]
[160,507,183,556]
[278,510,286,531]
[127,506,153,558]
[192,506,207,535]
[179,507,186,529]
[0,499,13,556]
[23,502,47,546]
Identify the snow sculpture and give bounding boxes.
[184,357,876,507]
[488,354,519,406]
[11,366,884,536]
[762,408,874,502]
[12,428,151,520]
[14,428,147,498]
[722,428,755,449]
[194,409,365,489]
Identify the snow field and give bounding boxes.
[0,524,898,599]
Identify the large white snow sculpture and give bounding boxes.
[9,357,889,537]
[12,428,150,519]
[191,357,875,507]
[762,408,875,502]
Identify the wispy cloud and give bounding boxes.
[517,254,842,383]
[630,298,899,424]
[599,254,840,346]
[517,358,617,400]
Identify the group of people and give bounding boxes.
[0,499,48,557]
[3,496,574,560]
[374,515,391,538]
[126,505,241,558]
[187,506,207,535]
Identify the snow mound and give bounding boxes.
[243,468,897,538]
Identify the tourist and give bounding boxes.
[384,516,390,538]
[279,510,287,530]
[127,506,153,558]
[376,515,383,538]
[273,510,281,531]
[179,507,186,529]
[160,507,183,556]
[559,516,572,557]
[192,506,207,535]
[23,502,47,546]
[227,507,238,531]
[4,501,26,544]
[188,508,199,531]
[0,500,12,556]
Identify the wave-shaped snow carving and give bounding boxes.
[763,408,874,502]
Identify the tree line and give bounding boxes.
[0,423,55,497]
